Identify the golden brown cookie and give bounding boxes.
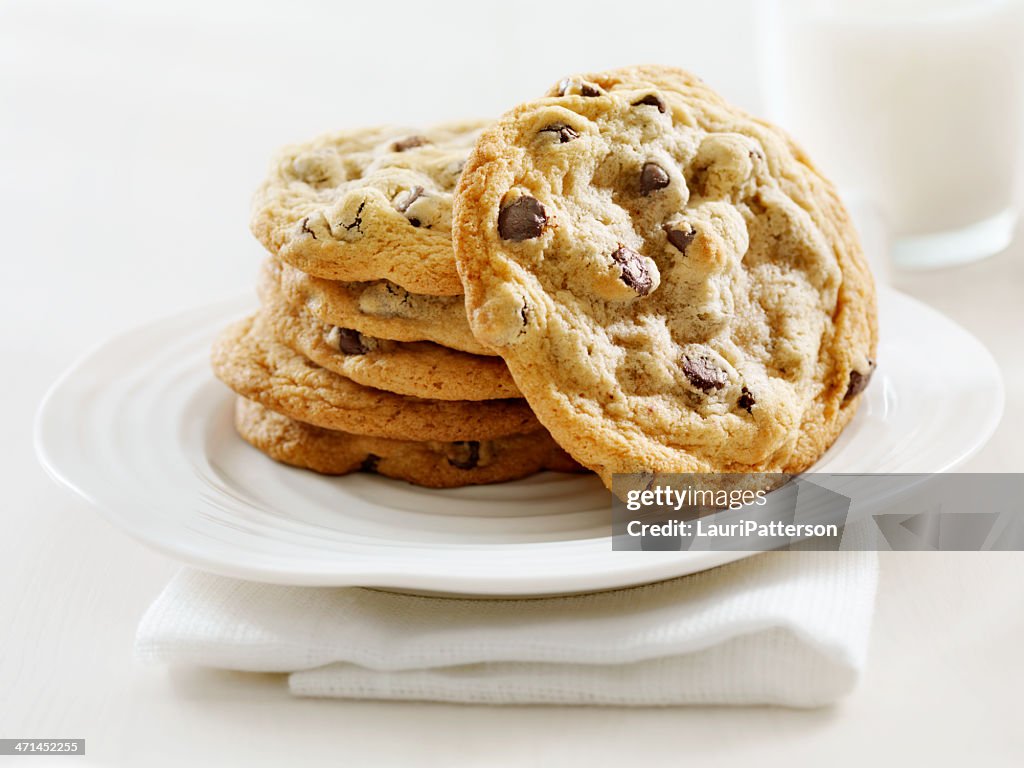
[211,314,540,441]
[265,258,494,357]
[234,397,583,488]
[252,121,486,296]
[256,270,519,401]
[452,66,877,487]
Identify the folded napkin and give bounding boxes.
[136,543,877,708]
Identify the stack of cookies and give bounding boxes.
[211,122,581,487]
[213,65,878,492]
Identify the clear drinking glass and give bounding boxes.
[758,0,1024,269]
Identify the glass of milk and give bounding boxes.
[758,0,1024,269]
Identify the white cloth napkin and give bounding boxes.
[136,546,878,708]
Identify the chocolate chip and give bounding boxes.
[639,162,670,195]
[336,328,368,355]
[682,356,728,392]
[300,216,317,240]
[394,185,424,213]
[663,224,696,254]
[632,94,666,113]
[360,454,381,473]
[610,246,654,296]
[738,386,756,413]
[392,135,429,152]
[844,360,876,400]
[393,186,427,227]
[342,201,366,234]
[447,441,480,470]
[556,78,602,97]
[497,196,547,241]
[541,123,579,143]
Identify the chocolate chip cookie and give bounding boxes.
[211,314,540,441]
[235,397,582,487]
[252,121,486,296]
[269,259,492,356]
[452,65,877,486]
[257,270,520,400]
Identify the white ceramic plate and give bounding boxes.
[35,288,1003,595]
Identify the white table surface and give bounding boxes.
[2,1,1022,765]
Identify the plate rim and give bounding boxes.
[34,287,1005,595]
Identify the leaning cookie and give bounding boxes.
[252,121,487,296]
[268,259,494,356]
[452,65,877,487]
[211,314,540,441]
[235,397,583,488]
[257,270,520,401]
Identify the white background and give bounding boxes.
[2,0,1023,765]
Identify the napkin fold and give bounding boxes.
[136,545,877,707]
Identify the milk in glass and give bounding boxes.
[760,0,1024,267]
